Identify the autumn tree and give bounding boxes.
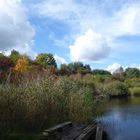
[0,57,14,72]
[15,57,29,72]
[35,53,57,68]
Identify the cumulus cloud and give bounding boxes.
[69,29,110,61]
[106,4,140,37]
[106,63,140,74]
[106,63,122,73]
[0,0,35,55]
[54,54,67,64]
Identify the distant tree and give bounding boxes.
[113,67,124,81]
[0,53,5,59]
[35,53,57,68]
[15,57,29,72]
[84,64,91,71]
[92,69,111,75]
[9,50,22,63]
[60,64,68,75]
[115,67,124,74]
[124,68,140,78]
[60,62,91,75]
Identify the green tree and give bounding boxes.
[92,69,111,75]
[0,53,5,59]
[113,67,124,81]
[60,62,91,74]
[60,64,68,75]
[35,53,57,68]
[124,68,140,78]
[9,50,22,63]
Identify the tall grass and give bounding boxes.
[0,76,95,132]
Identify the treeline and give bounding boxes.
[1,50,140,83]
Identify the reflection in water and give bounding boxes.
[96,97,140,140]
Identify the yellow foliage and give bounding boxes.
[15,57,29,72]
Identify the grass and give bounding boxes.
[0,72,135,137]
[0,76,95,133]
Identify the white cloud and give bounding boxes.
[0,0,35,55]
[31,0,140,63]
[33,1,140,36]
[69,29,110,61]
[54,54,67,64]
[130,64,140,69]
[106,63,122,73]
[106,4,140,37]
[106,63,140,74]
[32,0,86,22]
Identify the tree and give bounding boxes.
[9,50,22,63]
[0,57,14,72]
[60,62,91,75]
[124,68,140,78]
[84,64,91,71]
[60,64,68,75]
[113,67,124,81]
[92,69,111,75]
[35,53,57,68]
[15,57,29,72]
[0,53,5,59]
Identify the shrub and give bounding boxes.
[105,81,129,97]
[129,87,140,96]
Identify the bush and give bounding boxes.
[125,78,140,88]
[105,81,129,97]
[129,87,140,96]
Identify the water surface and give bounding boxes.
[96,97,140,140]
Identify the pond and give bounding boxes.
[95,96,140,140]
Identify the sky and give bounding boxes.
[1,0,140,72]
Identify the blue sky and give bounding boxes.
[1,0,140,72]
